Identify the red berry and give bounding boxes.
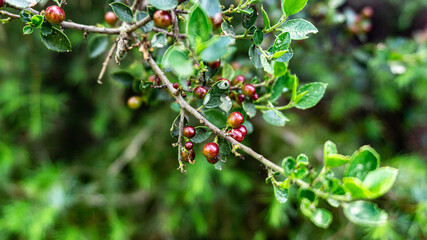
[182,149,195,162]
[193,86,207,99]
[232,75,246,85]
[210,13,223,28]
[182,93,187,98]
[208,59,221,69]
[217,78,231,87]
[105,11,118,26]
[183,126,196,139]
[0,0,4,8]
[173,83,179,89]
[227,111,244,128]
[203,142,219,161]
[361,6,374,18]
[237,93,245,104]
[148,75,156,83]
[153,10,172,28]
[242,84,256,97]
[45,5,66,25]
[237,125,247,138]
[252,93,259,101]
[207,157,219,164]
[229,129,244,142]
[184,141,193,150]
[127,96,142,109]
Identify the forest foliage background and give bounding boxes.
[0,0,426,239]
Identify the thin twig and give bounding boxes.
[0,10,19,19]
[177,108,186,173]
[98,41,118,84]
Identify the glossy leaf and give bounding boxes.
[261,5,271,29]
[41,22,53,36]
[310,208,333,229]
[281,0,308,16]
[362,167,398,199]
[221,21,236,38]
[162,46,194,78]
[136,11,154,32]
[192,126,211,144]
[261,55,274,74]
[31,15,43,28]
[271,76,287,101]
[19,10,33,23]
[273,62,288,78]
[151,33,168,48]
[343,201,388,226]
[222,63,235,80]
[203,80,230,108]
[170,114,188,138]
[88,35,108,58]
[296,154,309,167]
[274,186,288,204]
[187,4,212,47]
[253,29,264,46]
[343,177,370,198]
[40,28,71,52]
[345,146,380,181]
[249,45,263,69]
[242,5,258,29]
[262,110,289,127]
[295,82,327,109]
[110,2,133,23]
[273,32,291,59]
[282,19,318,40]
[242,101,256,118]
[325,154,350,168]
[23,26,33,35]
[204,109,227,128]
[282,157,296,176]
[200,36,234,62]
[297,188,315,202]
[7,0,42,8]
[218,137,231,158]
[199,0,221,17]
[294,167,309,179]
[148,0,178,10]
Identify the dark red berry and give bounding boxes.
[229,129,244,142]
[184,141,193,150]
[153,10,172,28]
[105,11,118,26]
[210,13,223,28]
[217,78,231,87]
[127,96,142,109]
[0,0,4,8]
[208,59,221,69]
[45,5,66,25]
[182,149,195,162]
[182,93,187,98]
[203,142,219,161]
[242,84,256,97]
[361,6,374,18]
[207,157,219,164]
[237,93,245,104]
[173,83,179,89]
[193,86,207,99]
[232,75,246,86]
[183,126,196,139]
[227,111,244,128]
[252,93,259,101]
[237,125,247,138]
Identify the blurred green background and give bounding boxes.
[0,0,426,239]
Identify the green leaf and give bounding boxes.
[200,36,234,62]
[253,29,264,45]
[343,177,370,198]
[282,157,295,176]
[192,126,211,144]
[40,27,71,52]
[31,15,44,28]
[274,186,288,204]
[296,154,309,167]
[294,167,309,179]
[281,19,318,40]
[199,0,221,17]
[362,167,398,199]
[41,22,53,36]
[274,47,294,62]
[297,188,315,202]
[218,138,231,158]
[203,80,230,108]
[136,11,154,32]
[7,0,42,8]
[221,21,236,38]
[261,5,271,29]
[300,198,313,217]
[262,110,289,126]
[170,114,188,138]
[151,33,168,48]
[219,95,232,113]
[148,0,177,10]
[242,5,258,29]
[249,45,263,69]
[323,140,337,159]
[325,154,350,168]
[295,82,327,109]
[23,25,34,35]
[20,10,33,23]
[222,63,235,80]
[110,2,133,23]
[273,32,291,59]
[111,71,135,86]
[310,208,333,229]
[204,109,227,128]
[273,62,288,78]
[281,0,308,16]
[344,146,380,181]
[88,35,108,58]
[261,55,274,74]
[271,76,287,101]
[343,201,388,226]
[187,4,212,48]
[162,46,194,78]
[242,101,256,118]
